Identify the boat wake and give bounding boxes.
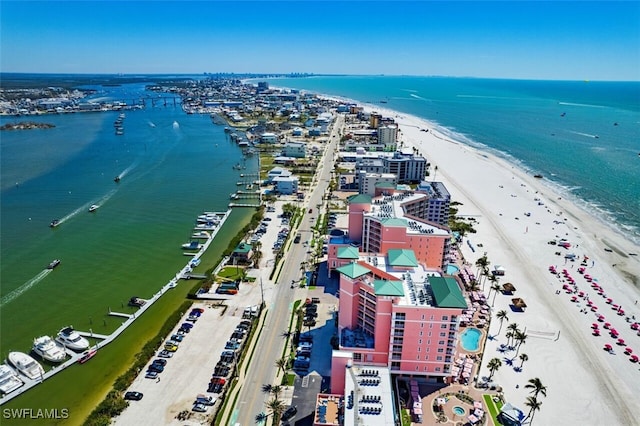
[409,93,428,101]
[558,101,605,109]
[569,131,600,139]
[148,121,156,128]
[0,269,52,307]
[116,161,138,181]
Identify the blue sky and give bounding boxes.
[1,1,638,80]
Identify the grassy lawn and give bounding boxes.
[218,266,245,280]
[483,393,504,425]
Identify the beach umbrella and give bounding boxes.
[617,310,625,316]
[591,323,599,329]
[604,344,612,351]
[631,355,639,363]
[631,323,639,330]
[591,306,598,311]
[612,304,619,310]
[624,347,633,354]
[604,323,611,329]
[606,298,613,304]
[592,330,600,336]
[617,338,626,345]
[571,296,578,302]
[597,315,605,322]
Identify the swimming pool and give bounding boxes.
[460,327,482,352]
[453,406,466,416]
[446,264,460,275]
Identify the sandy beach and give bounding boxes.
[370,107,640,425]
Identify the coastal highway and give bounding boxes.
[232,114,343,425]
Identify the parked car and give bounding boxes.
[148,363,165,373]
[282,405,298,421]
[181,323,194,330]
[195,394,217,406]
[152,359,167,366]
[124,391,144,401]
[164,343,178,352]
[192,403,207,412]
[158,350,174,358]
[170,334,184,342]
[145,371,159,379]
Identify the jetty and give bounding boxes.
[0,209,232,406]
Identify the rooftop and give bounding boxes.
[343,365,395,426]
[367,193,450,236]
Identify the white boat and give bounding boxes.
[0,364,24,395]
[89,204,99,212]
[191,231,211,239]
[172,121,179,129]
[56,326,90,352]
[32,336,67,363]
[8,352,45,380]
[181,241,202,250]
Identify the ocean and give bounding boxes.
[265,76,640,245]
[0,81,255,416]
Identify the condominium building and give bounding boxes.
[330,251,467,392]
[382,151,427,183]
[358,173,397,196]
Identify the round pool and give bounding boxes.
[460,327,482,352]
[453,406,466,416]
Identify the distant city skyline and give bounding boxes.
[1,1,638,81]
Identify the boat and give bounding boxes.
[115,127,124,135]
[50,219,60,228]
[191,231,211,239]
[0,364,24,395]
[128,297,146,307]
[89,204,99,212]
[533,174,543,179]
[172,121,179,129]
[181,241,202,250]
[78,348,98,364]
[47,259,61,269]
[8,352,45,380]
[56,326,90,352]
[114,176,121,183]
[32,336,67,363]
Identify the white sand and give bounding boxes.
[373,108,640,425]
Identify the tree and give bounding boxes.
[255,412,269,424]
[475,255,490,281]
[487,357,502,380]
[481,266,490,291]
[496,310,509,335]
[519,353,528,368]
[489,275,501,306]
[506,323,520,347]
[261,384,273,394]
[525,377,548,399]
[275,357,288,375]
[514,331,527,356]
[266,398,285,425]
[505,331,514,348]
[524,396,542,424]
[270,385,282,400]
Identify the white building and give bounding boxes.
[359,172,397,196]
[377,124,397,146]
[273,175,299,195]
[283,141,306,158]
[260,132,279,143]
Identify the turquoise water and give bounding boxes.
[446,264,460,275]
[264,76,640,245]
[453,406,466,415]
[460,327,482,351]
[0,82,255,364]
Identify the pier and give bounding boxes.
[0,209,232,406]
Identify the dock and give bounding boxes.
[229,202,261,208]
[0,209,232,406]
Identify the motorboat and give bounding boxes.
[89,204,99,212]
[56,326,90,352]
[47,259,61,269]
[78,348,97,364]
[32,336,67,363]
[128,297,146,307]
[191,231,211,239]
[0,364,24,395]
[50,219,60,228]
[114,176,121,183]
[8,352,45,380]
[182,241,202,250]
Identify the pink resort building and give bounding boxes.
[330,251,467,394]
[327,192,452,276]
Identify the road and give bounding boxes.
[232,114,343,425]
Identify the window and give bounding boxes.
[416,355,420,360]
[391,361,400,369]
[353,353,362,362]
[429,323,433,329]
[439,332,446,337]
[436,356,443,361]
[421,314,425,320]
[428,332,432,337]
[417,347,421,352]
[435,367,441,372]
[418,339,422,345]
[438,340,445,345]
[442,315,449,321]
[419,331,423,337]
[440,324,448,329]
[437,348,444,353]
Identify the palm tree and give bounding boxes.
[487,357,502,380]
[506,323,520,347]
[524,396,542,424]
[518,353,528,368]
[488,275,501,306]
[525,377,548,399]
[270,385,282,400]
[275,357,288,375]
[475,255,489,281]
[432,165,438,181]
[255,412,269,424]
[505,331,514,349]
[261,383,273,394]
[481,266,491,291]
[266,398,285,425]
[496,310,509,335]
[514,331,528,356]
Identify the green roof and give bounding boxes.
[375,181,395,188]
[430,276,467,308]
[336,262,370,279]
[234,243,253,254]
[387,249,418,267]
[337,246,360,259]
[347,194,372,205]
[381,217,407,227]
[374,279,405,296]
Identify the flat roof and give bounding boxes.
[343,364,395,426]
[366,193,450,237]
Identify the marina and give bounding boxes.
[0,209,231,405]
